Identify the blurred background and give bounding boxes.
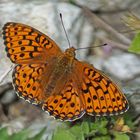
[0,0,140,140]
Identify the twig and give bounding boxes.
[92,8,130,15]
[82,6,131,45]
[0,64,14,85]
[71,1,130,15]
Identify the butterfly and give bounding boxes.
[2,22,129,121]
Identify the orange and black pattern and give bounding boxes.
[79,63,128,116]
[2,22,129,121]
[12,64,47,105]
[2,22,62,64]
[72,61,129,118]
[42,80,85,121]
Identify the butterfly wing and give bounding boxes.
[2,22,62,64]
[42,78,85,121]
[13,62,85,121]
[3,22,85,121]
[12,58,129,120]
[74,60,129,116]
[12,64,50,104]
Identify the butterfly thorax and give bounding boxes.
[45,47,76,96]
[64,47,76,58]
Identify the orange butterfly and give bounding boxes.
[2,22,129,121]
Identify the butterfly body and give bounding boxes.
[2,22,129,121]
[45,47,76,96]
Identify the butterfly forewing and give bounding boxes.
[2,22,62,64]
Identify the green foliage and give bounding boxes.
[123,113,136,130]
[92,135,111,140]
[0,127,10,140]
[52,129,77,140]
[28,127,46,140]
[69,0,75,4]
[52,115,133,140]
[81,121,90,135]
[89,118,108,135]
[0,114,134,140]
[0,127,46,140]
[113,132,130,140]
[129,32,140,54]
[9,129,29,140]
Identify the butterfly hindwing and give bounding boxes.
[74,61,129,116]
[2,22,62,64]
[42,80,85,121]
[12,64,49,104]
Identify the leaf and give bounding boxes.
[113,132,130,140]
[129,32,140,54]
[86,119,108,138]
[69,124,84,140]
[10,129,29,140]
[93,136,111,140]
[81,121,90,135]
[0,127,9,140]
[90,118,108,135]
[86,129,97,138]
[123,113,135,130]
[52,129,77,140]
[27,127,46,140]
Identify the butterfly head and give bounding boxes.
[65,47,76,58]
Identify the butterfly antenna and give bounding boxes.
[76,43,107,50]
[60,13,71,48]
